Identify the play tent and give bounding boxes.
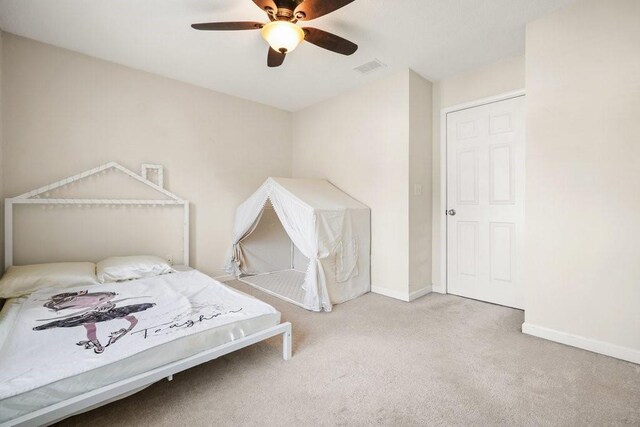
[226,177,370,312]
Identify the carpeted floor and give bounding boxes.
[60,281,640,426]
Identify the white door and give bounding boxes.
[446,96,525,309]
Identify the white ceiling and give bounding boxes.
[0,0,574,111]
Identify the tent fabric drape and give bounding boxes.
[225,177,370,312]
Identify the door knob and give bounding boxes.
[447,209,456,216]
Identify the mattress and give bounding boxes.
[0,271,280,423]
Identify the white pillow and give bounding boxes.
[96,256,175,283]
[0,262,98,299]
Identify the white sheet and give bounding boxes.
[0,271,280,423]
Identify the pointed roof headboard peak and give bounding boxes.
[15,161,182,202]
[5,161,189,269]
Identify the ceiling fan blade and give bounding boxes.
[294,0,355,21]
[191,22,263,31]
[267,48,286,67]
[303,27,358,55]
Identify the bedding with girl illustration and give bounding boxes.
[0,269,280,423]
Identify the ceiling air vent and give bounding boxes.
[354,59,386,75]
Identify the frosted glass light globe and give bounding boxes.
[261,21,305,53]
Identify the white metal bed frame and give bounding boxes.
[4,323,292,427]
[1,161,292,427]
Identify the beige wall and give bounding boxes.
[1,33,292,276]
[408,72,433,294]
[0,31,3,271]
[431,55,525,292]
[1,34,434,299]
[293,69,433,300]
[523,0,640,361]
[293,71,410,297]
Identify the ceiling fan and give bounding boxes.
[191,0,358,67]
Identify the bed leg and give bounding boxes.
[282,324,292,361]
[166,375,173,382]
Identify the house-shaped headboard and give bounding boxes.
[4,162,189,268]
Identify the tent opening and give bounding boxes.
[238,200,310,307]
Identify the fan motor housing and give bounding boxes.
[274,0,303,11]
[276,8,294,20]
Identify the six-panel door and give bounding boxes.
[446,96,525,309]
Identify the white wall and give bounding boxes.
[431,55,525,292]
[1,33,292,276]
[293,70,433,300]
[523,0,640,363]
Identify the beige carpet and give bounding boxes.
[59,281,640,426]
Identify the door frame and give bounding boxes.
[437,89,526,295]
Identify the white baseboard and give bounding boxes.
[371,285,431,302]
[522,323,640,365]
[431,282,446,294]
[409,285,432,301]
[371,286,408,301]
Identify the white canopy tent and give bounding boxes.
[226,177,370,312]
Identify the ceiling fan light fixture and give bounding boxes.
[261,21,305,53]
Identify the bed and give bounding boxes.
[0,162,292,427]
